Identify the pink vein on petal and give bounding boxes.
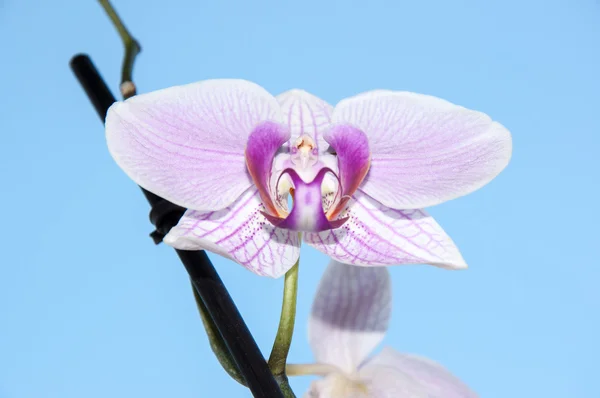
[165,189,300,277]
[304,193,465,269]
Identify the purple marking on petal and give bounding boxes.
[265,168,348,232]
[245,121,291,216]
[323,124,371,220]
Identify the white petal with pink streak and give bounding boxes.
[304,192,466,269]
[164,188,300,278]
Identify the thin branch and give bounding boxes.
[98,0,141,98]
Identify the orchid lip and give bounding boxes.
[262,167,348,233]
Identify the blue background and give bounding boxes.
[1,0,598,397]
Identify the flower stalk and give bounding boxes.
[268,260,300,397]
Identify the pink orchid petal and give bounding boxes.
[304,192,467,269]
[163,188,300,278]
[360,347,478,398]
[106,79,283,211]
[331,90,512,210]
[245,121,291,216]
[309,260,391,373]
[276,89,333,151]
[323,124,371,219]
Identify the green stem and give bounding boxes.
[191,283,247,386]
[268,261,299,373]
[274,373,296,398]
[98,0,141,98]
[268,261,299,397]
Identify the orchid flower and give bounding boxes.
[290,259,477,397]
[105,79,511,277]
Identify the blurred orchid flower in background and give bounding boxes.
[289,260,477,397]
[105,79,512,277]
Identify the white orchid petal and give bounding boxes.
[358,362,429,397]
[106,79,283,211]
[164,189,300,278]
[305,192,466,269]
[332,90,512,209]
[360,347,478,398]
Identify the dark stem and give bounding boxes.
[69,54,284,398]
